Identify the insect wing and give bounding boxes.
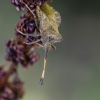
[36,6,50,33]
[53,9,61,27]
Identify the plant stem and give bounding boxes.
[0,63,17,89]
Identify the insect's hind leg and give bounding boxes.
[16,28,43,47]
[24,39,42,45]
[16,28,36,37]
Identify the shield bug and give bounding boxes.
[16,2,62,85]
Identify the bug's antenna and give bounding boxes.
[38,48,48,85]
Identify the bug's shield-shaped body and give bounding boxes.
[34,4,62,85]
[35,4,62,51]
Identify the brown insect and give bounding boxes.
[16,2,62,85]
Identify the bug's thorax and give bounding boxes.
[35,4,62,53]
[54,33,62,43]
[41,33,62,50]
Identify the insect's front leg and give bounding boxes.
[51,44,56,50]
[24,39,42,45]
[16,28,31,36]
[16,28,40,37]
[16,28,43,47]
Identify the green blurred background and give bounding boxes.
[0,0,100,100]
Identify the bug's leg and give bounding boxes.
[38,58,47,85]
[16,28,36,37]
[24,39,42,45]
[51,44,56,50]
[16,28,43,46]
[16,28,34,36]
[28,37,43,48]
[36,43,43,48]
[38,49,48,85]
[38,45,56,85]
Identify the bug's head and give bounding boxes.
[48,34,62,44]
[43,33,62,51]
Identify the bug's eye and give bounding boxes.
[49,36,54,41]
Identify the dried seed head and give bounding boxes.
[11,0,50,11]
[0,75,25,100]
[0,66,6,79]
[5,38,39,68]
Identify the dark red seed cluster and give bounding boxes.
[11,0,49,11]
[5,38,39,68]
[0,66,7,79]
[11,0,30,11]
[16,13,36,36]
[0,81,24,100]
[0,66,25,100]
